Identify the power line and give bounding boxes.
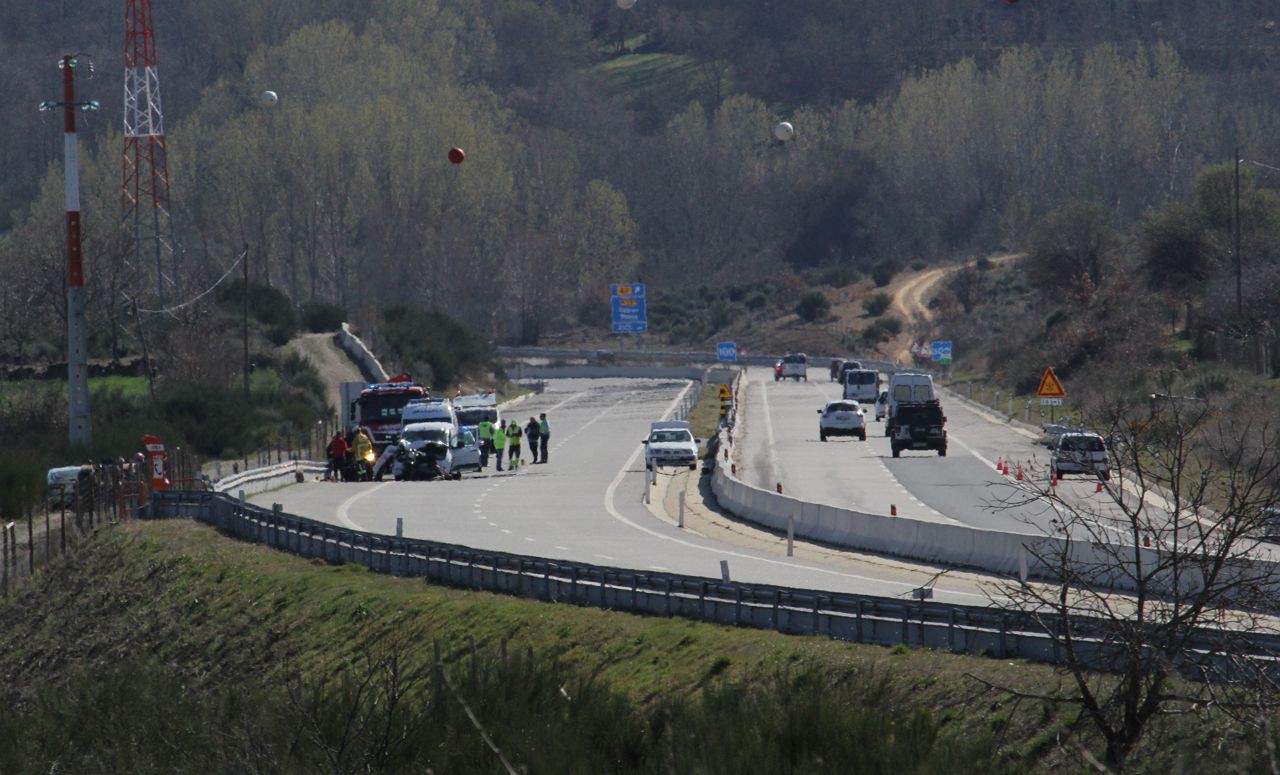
[133,250,245,315]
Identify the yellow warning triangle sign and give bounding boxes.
[1036,367,1067,398]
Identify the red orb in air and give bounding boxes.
[448,147,466,165]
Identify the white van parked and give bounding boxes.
[885,372,935,434]
[401,398,456,428]
[841,369,879,404]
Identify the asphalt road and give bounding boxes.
[255,377,1004,605]
[734,366,1136,539]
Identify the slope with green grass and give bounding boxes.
[0,520,1270,772]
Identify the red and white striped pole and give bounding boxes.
[59,54,93,447]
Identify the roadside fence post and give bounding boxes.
[1,522,9,597]
[787,515,795,557]
[396,517,404,538]
[27,508,34,573]
[677,491,685,528]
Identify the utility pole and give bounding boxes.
[243,243,251,402]
[40,56,97,449]
[1234,147,1242,316]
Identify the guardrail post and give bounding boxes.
[665,577,673,616]
[631,573,639,611]
[786,516,795,557]
[734,586,743,625]
[395,518,403,539]
[699,581,707,620]
[772,591,781,632]
[813,596,822,636]
[948,608,956,652]
[855,599,864,642]
[677,491,685,528]
[570,566,578,603]
[272,504,282,547]
[543,563,552,601]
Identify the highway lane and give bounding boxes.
[735,366,1130,538]
[255,377,1001,605]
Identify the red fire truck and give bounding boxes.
[348,374,428,451]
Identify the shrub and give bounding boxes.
[910,259,927,271]
[975,256,993,271]
[864,293,891,317]
[819,263,861,288]
[795,292,830,323]
[300,301,347,333]
[871,261,898,288]
[744,292,768,310]
[380,305,493,389]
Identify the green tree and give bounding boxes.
[1026,201,1118,293]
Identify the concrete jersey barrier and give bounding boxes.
[709,429,1240,595]
[338,323,389,383]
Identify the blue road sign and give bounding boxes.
[716,342,738,362]
[611,283,647,334]
[931,340,953,365]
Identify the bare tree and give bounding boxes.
[991,386,1280,769]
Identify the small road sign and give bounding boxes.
[931,340,953,366]
[1036,367,1066,398]
[716,342,737,362]
[1040,397,1063,406]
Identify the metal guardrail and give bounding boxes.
[498,346,899,374]
[147,490,1280,673]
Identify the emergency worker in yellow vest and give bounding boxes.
[507,419,523,468]
[492,423,507,472]
[476,418,494,468]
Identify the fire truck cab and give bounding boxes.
[349,374,428,451]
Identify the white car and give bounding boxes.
[390,422,481,479]
[642,421,699,471]
[818,400,867,441]
[778,353,808,382]
[1051,432,1110,481]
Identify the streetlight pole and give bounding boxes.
[40,55,99,449]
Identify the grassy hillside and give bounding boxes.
[0,520,1271,772]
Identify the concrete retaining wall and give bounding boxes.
[337,323,389,383]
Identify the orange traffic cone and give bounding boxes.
[891,504,898,516]
[1016,463,1024,481]
[1096,481,1104,493]
[731,463,737,475]
[1002,461,1010,475]
[1143,535,1151,547]
[776,482,783,494]
[1050,473,1058,488]
[996,456,1004,472]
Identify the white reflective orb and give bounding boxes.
[260,90,279,107]
[773,121,795,142]
[617,0,636,9]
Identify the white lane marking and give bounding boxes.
[546,388,591,414]
[555,545,570,551]
[595,554,616,561]
[335,482,393,530]
[501,528,512,534]
[758,376,776,447]
[649,565,669,571]
[525,537,536,542]
[601,381,988,600]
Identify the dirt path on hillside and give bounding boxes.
[888,254,1021,364]
[287,333,365,416]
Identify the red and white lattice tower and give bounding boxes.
[123,0,177,302]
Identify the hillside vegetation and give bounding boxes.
[2,520,1276,773]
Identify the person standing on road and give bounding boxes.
[507,419,523,468]
[524,416,541,464]
[325,432,348,481]
[492,422,507,471]
[477,416,494,468]
[538,413,550,463]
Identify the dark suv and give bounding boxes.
[889,401,947,457]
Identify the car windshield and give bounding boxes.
[827,403,858,413]
[651,430,693,443]
[1062,435,1105,452]
[783,354,805,364]
[455,408,496,425]
[403,429,448,444]
[846,371,876,385]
